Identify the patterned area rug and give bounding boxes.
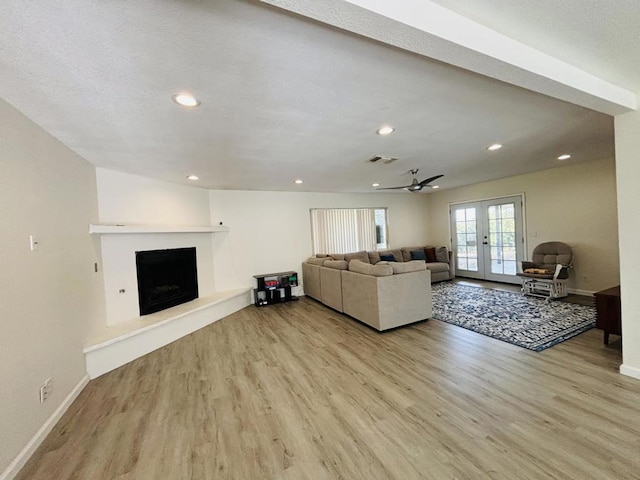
[432,282,596,351]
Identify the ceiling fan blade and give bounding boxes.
[376,185,413,190]
[418,174,444,186]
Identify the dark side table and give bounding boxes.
[594,285,621,345]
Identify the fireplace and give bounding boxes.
[135,247,198,315]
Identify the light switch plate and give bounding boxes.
[29,235,39,251]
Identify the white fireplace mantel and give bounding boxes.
[89,224,229,234]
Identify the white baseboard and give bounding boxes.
[567,288,594,296]
[0,374,90,480]
[620,364,640,381]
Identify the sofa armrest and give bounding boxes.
[302,262,321,300]
[341,269,432,330]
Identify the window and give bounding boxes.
[310,208,388,254]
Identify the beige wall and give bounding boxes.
[209,190,431,292]
[614,103,640,379]
[0,99,105,475]
[426,157,619,294]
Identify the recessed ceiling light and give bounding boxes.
[487,143,503,151]
[186,175,199,181]
[432,185,440,189]
[372,183,380,187]
[172,93,200,107]
[557,154,572,160]
[294,179,303,184]
[376,126,395,136]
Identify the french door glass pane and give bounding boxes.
[503,261,516,275]
[503,246,516,261]
[502,232,515,246]
[466,208,476,221]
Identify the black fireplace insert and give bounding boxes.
[135,247,198,315]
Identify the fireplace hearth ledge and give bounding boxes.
[84,287,251,379]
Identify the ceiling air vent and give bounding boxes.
[368,156,398,164]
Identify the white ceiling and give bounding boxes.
[0,0,631,193]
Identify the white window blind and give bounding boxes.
[310,208,379,254]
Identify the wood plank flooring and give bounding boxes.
[16,294,639,479]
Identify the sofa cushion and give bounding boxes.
[345,251,370,264]
[391,260,427,274]
[306,257,326,265]
[435,246,449,263]
[426,262,449,274]
[348,259,393,277]
[410,249,427,261]
[380,254,395,262]
[316,254,331,258]
[424,247,437,263]
[368,249,403,264]
[401,247,424,262]
[330,253,346,261]
[323,259,348,270]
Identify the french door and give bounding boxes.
[450,196,525,284]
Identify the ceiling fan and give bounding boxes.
[376,169,443,192]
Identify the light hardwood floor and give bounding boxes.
[16,294,638,479]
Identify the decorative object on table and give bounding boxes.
[253,271,298,306]
[432,282,595,351]
[516,241,573,301]
[376,169,443,193]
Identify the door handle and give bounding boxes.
[482,241,488,245]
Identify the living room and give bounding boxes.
[2,1,640,479]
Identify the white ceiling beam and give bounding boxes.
[260,0,636,115]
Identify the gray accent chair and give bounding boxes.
[516,241,573,301]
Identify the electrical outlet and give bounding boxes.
[40,378,52,404]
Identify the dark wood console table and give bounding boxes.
[594,285,621,345]
[253,271,298,307]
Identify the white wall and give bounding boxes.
[426,157,619,294]
[614,103,640,380]
[95,169,215,325]
[0,99,105,476]
[96,167,211,226]
[209,190,431,292]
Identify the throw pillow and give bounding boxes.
[435,246,449,263]
[410,249,427,261]
[380,254,396,262]
[424,247,437,263]
[401,246,424,262]
[344,250,370,264]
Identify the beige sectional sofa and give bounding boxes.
[301,244,452,331]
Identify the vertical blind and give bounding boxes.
[310,208,377,254]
